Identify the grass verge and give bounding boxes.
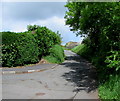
[71,44,85,54]
[72,44,120,100]
[99,74,120,100]
[44,45,65,64]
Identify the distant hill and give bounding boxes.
[65,41,80,49]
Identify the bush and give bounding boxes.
[44,45,65,64]
[1,25,63,67]
[105,51,120,71]
[32,26,61,57]
[2,32,39,67]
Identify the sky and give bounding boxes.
[1,2,83,45]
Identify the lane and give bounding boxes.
[2,50,98,99]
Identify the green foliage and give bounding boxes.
[27,25,39,31]
[32,26,61,57]
[1,25,63,67]
[72,44,120,100]
[2,32,39,67]
[72,44,85,54]
[61,45,66,50]
[99,74,120,100]
[44,45,65,64]
[72,44,92,60]
[65,2,120,68]
[105,51,120,71]
[65,2,120,100]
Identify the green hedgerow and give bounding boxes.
[2,32,39,67]
[32,26,61,57]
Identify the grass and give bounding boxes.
[71,44,120,100]
[71,44,85,54]
[62,46,67,50]
[72,44,92,60]
[99,74,120,100]
[44,56,61,64]
[44,45,65,64]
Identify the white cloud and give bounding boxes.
[31,16,82,44]
[11,25,27,32]
[2,19,28,32]
[32,16,65,27]
[1,2,83,45]
[2,16,83,44]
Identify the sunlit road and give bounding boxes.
[2,50,99,99]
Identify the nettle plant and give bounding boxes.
[105,50,120,71]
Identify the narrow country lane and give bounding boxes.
[2,50,99,99]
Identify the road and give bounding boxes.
[2,50,99,99]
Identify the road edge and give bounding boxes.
[2,64,58,74]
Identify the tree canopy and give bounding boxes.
[66,3,120,99]
[65,2,120,71]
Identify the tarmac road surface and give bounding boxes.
[2,50,99,99]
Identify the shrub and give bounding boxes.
[1,25,63,67]
[44,45,65,64]
[2,32,39,67]
[33,26,61,57]
[105,51,120,71]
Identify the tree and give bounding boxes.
[65,2,120,70]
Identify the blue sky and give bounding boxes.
[1,2,83,45]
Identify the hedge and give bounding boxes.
[33,26,61,57]
[2,32,39,67]
[1,25,62,67]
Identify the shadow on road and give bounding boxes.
[61,54,98,93]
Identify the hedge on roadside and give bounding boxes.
[2,32,39,67]
[32,26,61,57]
[1,25,62,67]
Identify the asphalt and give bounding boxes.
[2,50,99,99]
[2,63,58,74]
